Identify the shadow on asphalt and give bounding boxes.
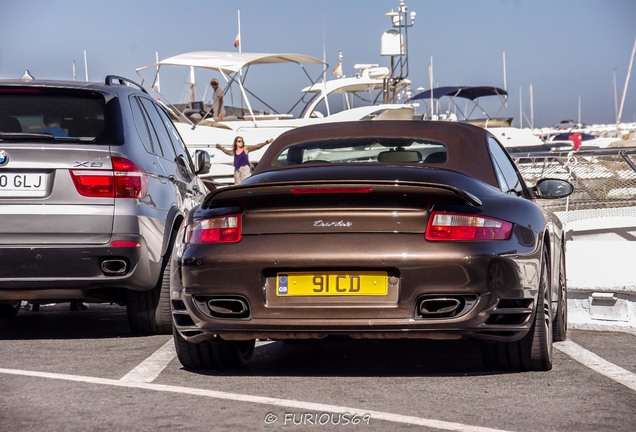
[2,305,497,376]
[197,338,493,377]
[0,303,133,339]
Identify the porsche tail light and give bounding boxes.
[425,212,512,241]
[185,215,242,244]
[70,157,147,198]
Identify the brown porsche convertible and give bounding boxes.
[170,121,573,371]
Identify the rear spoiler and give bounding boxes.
[202,180,483,209]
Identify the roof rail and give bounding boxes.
[105,75,147,93]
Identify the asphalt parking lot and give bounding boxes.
[1,303,635,431]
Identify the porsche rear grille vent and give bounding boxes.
[171,300,187,311]
[415,295,477,319]
[485,299,534,325]
[172,313,195,327]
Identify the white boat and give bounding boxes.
[408,85,551,151]
[136,51,413,185]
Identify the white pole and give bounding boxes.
[613,68,618,122]
[529,83,534,129]
[83,50,88,81]
[617,35,636,128]
[502,51,508,109]
[72,60,76,81]
[578,95,581,124]
[502,51,507,92]
[428,56,434,119]
[519,87,523,128]
[154,51,161,100]
[321,14,331,115]
[237,10,242,54]
[189,66,196,102]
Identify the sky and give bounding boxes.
[1,0,635,129]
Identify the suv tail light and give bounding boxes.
[425,211,512,241]
[185,215,242,244]
[70,157,147,198]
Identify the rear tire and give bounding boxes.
[482,247,553,371]
[173,327,255,370]
[0,301,21,318]
[127,236,175,335]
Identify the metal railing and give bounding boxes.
[511,147,636,226]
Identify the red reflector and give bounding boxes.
[291,187,373,194]
[110,240,141,247]
[185,215,242,244]
[425,212,513,241]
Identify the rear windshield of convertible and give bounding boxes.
[272,138,447,166]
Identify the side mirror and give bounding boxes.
[533,178,574,199]
[193,150,211,175]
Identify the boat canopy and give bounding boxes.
[409,86,507,101]
[136,51,325,74]
[408,85,510,125]
[136,51,327,126]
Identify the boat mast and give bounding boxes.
[381,0,416,104]
[616,35,636,130]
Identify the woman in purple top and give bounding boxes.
[216,136,273,185]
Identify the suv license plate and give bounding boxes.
[276,272,388,296]
[0,173,47,197]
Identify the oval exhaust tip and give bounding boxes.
[207,298,249,318]
[418,298,462,317]
[101,259,127,275]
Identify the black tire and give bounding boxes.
[553,247,568,342]
[173,327,255,370]
[127,236,175,336]
[0,301,21,318]
[483,247,553,371]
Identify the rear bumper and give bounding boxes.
[0,238,161,300]
[170,234,543,344]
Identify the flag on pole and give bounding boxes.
[332,63,342,77]
[234,32,240,48]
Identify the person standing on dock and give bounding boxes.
[216,136,273,185]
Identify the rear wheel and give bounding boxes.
[173,327,255,370]
[0,301,21,318]
[127,236,175,335]
[482,247,553,371]
[553,247,568,342]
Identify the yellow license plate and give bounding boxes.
[276,272,388,296]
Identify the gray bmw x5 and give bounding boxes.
[0,75,210,334]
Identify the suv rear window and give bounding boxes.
[0,88,109,143]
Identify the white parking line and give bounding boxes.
[0,366,510,432]
[118,339,274,383]
[4,339,632,430]
[119,338,175,383]
[555,339,636,392]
